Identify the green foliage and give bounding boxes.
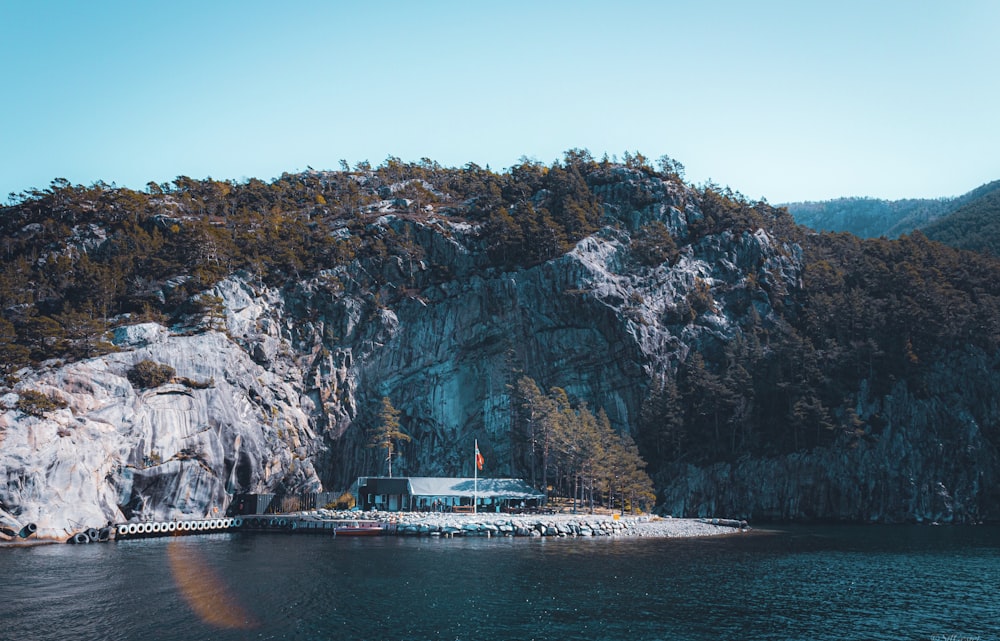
[322,492,356,510]
[690,184,798,240]
[631,220,679,267]
[786,196,953,239]
[638,375,685,465]
[786,180,1000,242]
[4,152,1000,502]
[15,389,68,417]
[0,152,650,365]
[0,318,29,384]
[922,181,1000,256]
[127,359,176,389]
[656,154,686,181]
[193,294,227,332]
[514,377,655,512]
[686,277,716,315]
[366,396,411,477]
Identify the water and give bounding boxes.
[2,526,998,641]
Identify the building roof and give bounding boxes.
[407,477,544,499]
[358,477,410,495]
[359,476,544,499]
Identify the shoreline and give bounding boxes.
[0,512,748,546]
[5,516,993,548]
[373,511,749,539]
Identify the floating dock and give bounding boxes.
[69,515,391,543]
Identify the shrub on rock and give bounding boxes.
[127,360,175,389]
[15,390,68,417]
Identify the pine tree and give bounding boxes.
[639,375,685,468]
[367,397,410,477]
[0,317,29,384]
[616,431,656,514]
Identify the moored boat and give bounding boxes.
[332,519,384,536]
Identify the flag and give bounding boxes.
[475,442,484,471]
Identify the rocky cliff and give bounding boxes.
[0,323,323,537]
[2,160,999,538]
[659,350,1000,523]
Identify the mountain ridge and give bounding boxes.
[2,153,999,537]
[783,179,1000,249]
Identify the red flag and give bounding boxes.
[475,444,484,471]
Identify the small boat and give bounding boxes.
[332,519,384,537]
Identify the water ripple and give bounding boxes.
[1,526,997,641]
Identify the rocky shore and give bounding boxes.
[1,511,749,546]
[333,511,749,539]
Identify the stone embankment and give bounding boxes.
[334,511,748,538]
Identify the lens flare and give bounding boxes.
[167,539,258,630]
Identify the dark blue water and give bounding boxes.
[2,526,998,641]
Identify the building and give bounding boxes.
[355,476,546,512]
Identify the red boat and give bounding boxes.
[332,520,384,536]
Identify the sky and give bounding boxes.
[2,0,999,204]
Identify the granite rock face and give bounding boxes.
[2,169,998,536]
[1,181,781,536]
[0,328,321,538]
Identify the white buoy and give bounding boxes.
[167,521,177,532]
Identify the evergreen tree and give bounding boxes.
[367,397,410,477]
[616,431,656,514]
[0,318,28,384]
[638,375,685,467]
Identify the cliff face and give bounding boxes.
[0,324,322,536]
[659,350,1000,523]
[2,165,999,538]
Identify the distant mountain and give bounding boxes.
[784,180,1000,243]
[784,196,952,238]
[922,181,1000,256]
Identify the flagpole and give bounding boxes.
[474,439,478,514]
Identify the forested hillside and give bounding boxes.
[3,151,1000,530]
[785,179,1000,244]
[784,196,952,238]
[0,154,615,372]
[922,181,1000,256]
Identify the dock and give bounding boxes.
[70,513,392,543]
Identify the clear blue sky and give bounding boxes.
[3,1,998,203]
